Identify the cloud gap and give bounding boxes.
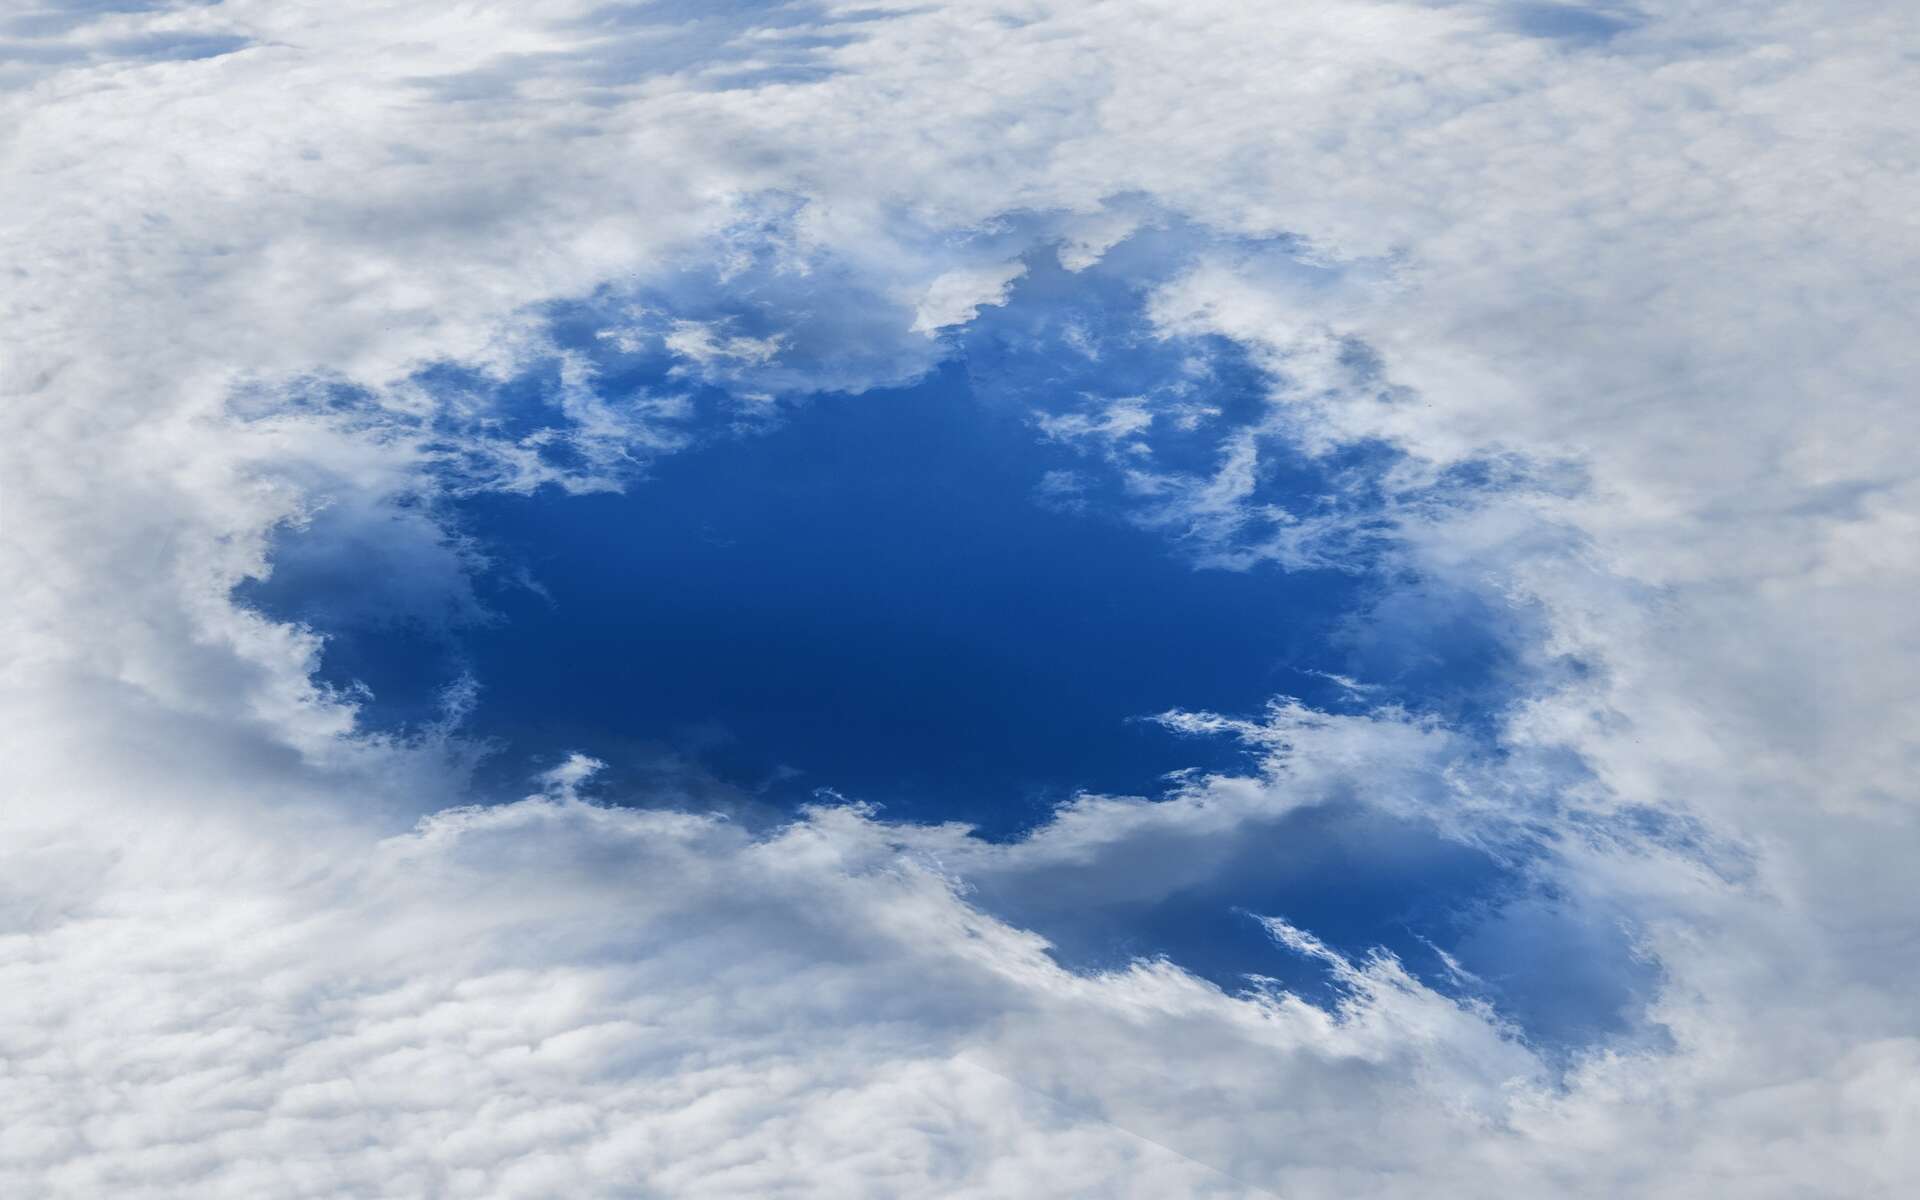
[222,221,1657,1054]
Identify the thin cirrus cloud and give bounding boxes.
[2,0,1916,1197]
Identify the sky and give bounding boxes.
[2,1,1917,1197]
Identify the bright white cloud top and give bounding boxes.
[3,1,1916,1196]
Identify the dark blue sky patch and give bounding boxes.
[251,359,1367,836]
[240,230,1530,827]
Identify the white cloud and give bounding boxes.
[1033,395,1156,445]
[3,0,1917,1194]
[0,712,1539,1198]
[911,260,1030,333]
[662,319,786,368]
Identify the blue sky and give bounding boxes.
[245,240,1404,828]
[246,230,1524,813]
[240,231,1643,1045]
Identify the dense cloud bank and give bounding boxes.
[3,0,1917,1195]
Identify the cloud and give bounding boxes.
[912,260,1029,333]
[2,0,1917,1194]
[0,698,1536,1197]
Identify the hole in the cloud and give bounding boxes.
[231,229,1638,1049]
[242,243,1520,832]
[247,357,1373,837]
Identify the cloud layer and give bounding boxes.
[4,0,1917,1195]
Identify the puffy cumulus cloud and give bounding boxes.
[911,260,1029,333]
[3,0,1918,1196]
[0,704,1538,1199]
[0,690,1903,1198]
